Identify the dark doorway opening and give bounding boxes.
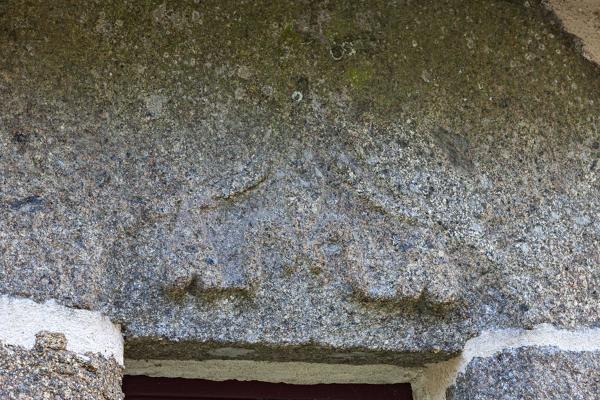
[123,375,413,400]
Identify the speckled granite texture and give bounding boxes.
[447,346,600,400]
[0,332,123,400]
[0,0,598,365]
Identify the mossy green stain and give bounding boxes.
[1,0,599,138]
[345,62,374,89]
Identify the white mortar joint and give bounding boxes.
[0,295,124,365]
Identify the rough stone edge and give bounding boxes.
[415,323,600,400]
[543,0,600,67]
[0,295,124,365]
[127,324,600,400]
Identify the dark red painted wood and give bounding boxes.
[123,375,413,400]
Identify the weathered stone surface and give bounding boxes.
[0,0,598,364]
[0,332,123,400]
[447,346,600,399]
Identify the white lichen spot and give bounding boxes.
[466,37,475,50]
[262,85,274,98]
[234,87,246,100]
[574,215,591,226]
[330,47,344,61]
[95,12,111,34]
[517,242,530,255]
[144,94,167,117]
[237,66,252,80]
[342,42,356,57]
[153,3,167,22]
[191,10,201,22]
[421,70,432,83]
[291,91,303,102]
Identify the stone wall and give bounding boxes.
[447,347,600,399]
[0,296,124,399]
[0,0,598,399]
[0,333,123,400]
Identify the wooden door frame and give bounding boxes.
[123,375,413,399]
